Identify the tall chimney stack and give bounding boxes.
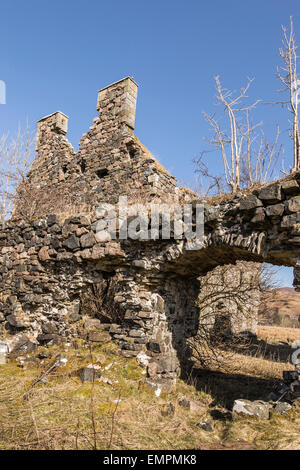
[36,111,69,150]
[97,77,138,130]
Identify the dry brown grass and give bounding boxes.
[258,325,300,344]
[260,288,300,322]
[0,338,299,450]
[216,349,294,380]
[222,413,300,450]
[0,342,216,450]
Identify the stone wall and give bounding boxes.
[2,167,300,383]
[0,213,201,386]
[5,77,299,386]
[2,167,300,384]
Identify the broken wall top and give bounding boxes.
[15,77,180,219]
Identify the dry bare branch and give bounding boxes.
[197,76,282,194]
[188,262,261,369]
[0,124,34,221]
[276,16,300,171]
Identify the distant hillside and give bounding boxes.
[276,287,296,294]
[259,288,300,327]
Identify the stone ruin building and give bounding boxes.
[1,77,300,390]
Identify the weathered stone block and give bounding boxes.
[42,322,58,334]
[156,354,178,373]
[258,183,282,203]
[114,295,125,303]
[47,214,59,226]
[37,334,60,345]
[63,235,80,250]
[281,214,297,228]
[147,361,158,377]
[197,420,214,432]
[273,402,292,415]
[62,224,76,238]
[143,378,176,395]
[38,246,51,261]
[147,342,161,353]
[155,295,165,313]
[6,334,37,354]
[80,248,92,259]
[95,231,111,243]
[281,179,300,194]
[69,312,81,322]
[79,364,101,383]
[265,204,284,217]
[137,311,155,319]
[239,195,263,211]
[80,232,96,248]
[109,324,122,334]
[132,259,147,269]
[120,350,139,358]
[6,311,30,328]
[286,196,300,213]
[233,399,271,420]
[250,207,265,224]
[78,215,91,226]
[88,330,111,342]
[129,329,144,337]
[178,396,205,413]
[84,318,101,329]
[205,206,220,222]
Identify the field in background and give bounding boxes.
[258,325,300,344]
[259,288,300,328]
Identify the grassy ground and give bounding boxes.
[0,327,299,450]
[258,325,300,344]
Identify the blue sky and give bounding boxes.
[0,0,299,286]
[265,264,293,288]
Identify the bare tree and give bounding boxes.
[0,124,34,221]
[187,262,281,369]
[195,76,282,195]
[187,262,261,369]
[240,116,282,188]
[193,151,225,196]
[260,263,280,292]
[276,16,300,171]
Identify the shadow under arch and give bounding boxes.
[147,238,298,400]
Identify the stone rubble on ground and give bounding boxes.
[233,398,294,420]
[233,399,273,420]
[79,363,102,383]
[273,402,292,415]
[197,420,214,432]
[178,396,205,413]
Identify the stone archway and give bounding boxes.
[2,77,300,389]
